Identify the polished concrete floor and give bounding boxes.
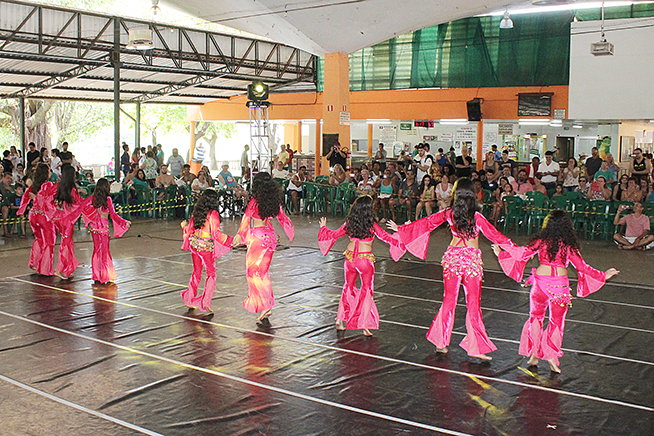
[0,215,652,435]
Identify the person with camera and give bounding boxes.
[613,202,654,250]
[326,141,347,170]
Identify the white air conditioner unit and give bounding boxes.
[591,40,614,56]
[127,28,153,50]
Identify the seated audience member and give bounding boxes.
[329,163,347,186]
[430,162,443,183]
[12,163,25,184]
[2,151,13,174]
[124,163,138,184]
[154,164,175,200]
[552,183,565,197]
[614,202,654,250]
[525,155,540,185]
[200,166,214,187]
[356,169,375,196]
[191,172,210,192]
[374,168,395,223]
[621,177,643,203]
[531,174,547,195]
[594,161,615,186]
[350,167,362,184]
[639,178,649,199]
[501,166,515,184]
[473,179,484,202]
[613,174,629,201]
[562,157,580,192]
[483,169,499,192]
[415,174,436,219]
[141,151,158,187]
[180,164,197,185]
[272,160,290,179]
[9,182,26,237]
[389,169,419,222]
[287,165,310,215]
[513,169,534,195]
[1,172,15,237]
[538,150,560,191]
[587,176,612,201]
[576,176,590,198]
[435,173,452,211]
[218,161,249,201]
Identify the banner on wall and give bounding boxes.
[440,133,453,142]
[379,125,397,144]
[455,126,477,141]
[498,124,514,135]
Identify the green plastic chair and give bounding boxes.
[569,198,589,233]
[481,189,493,219]
[526,191,549,235]
[315,175,329,184]
[503,196,525,235]
[549,195,569,211]
[332,183,355,216]
[303,183,322,215]
[584,200,612,240]
[132,184,153,218]
[564,190,582,200]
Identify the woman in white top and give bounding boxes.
[287,165,310,215]
[329,163,347,186]
[435,174,453,211]
[191,172,210,193]
[562,157,580,192]
[356,169,375,196]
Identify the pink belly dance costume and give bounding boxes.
[18,181,57,276]
[181,210,232,312]
[52,188,84,277]
[397,209,516,356]
[237,199,294,313]
[498,243,607,365]
[319,222,406,330]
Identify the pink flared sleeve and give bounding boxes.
[475,212,516,248]
[396,209,447,259]
[209,210,233,258]
[497,245,538,282]
[568,249,606,297]
[236,199,256,240]
[276,206,295,242]
[318,223,347,255]
[373,222,406,261]
[181,216,194,252]
[107,197,130,238]
[17,186,33,215]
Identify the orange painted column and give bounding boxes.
[367,123,373,157]
[315,119,321,178]
[283,123,294,149]
[295,121,302,153]
[476,121,484,170]
[189,121,196,158]
[322,52,350,175]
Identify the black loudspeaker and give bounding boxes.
[467,99,482,121]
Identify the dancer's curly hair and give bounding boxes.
[346,195,375,239]
[32,163,50,194]
[55,165,77,206]
[252,172,281,219]
[191,189,219,229]
[92,178,109,209]
[449,178,480,239]
[529,209,580,262]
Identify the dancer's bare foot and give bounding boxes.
[435,347,448,354]
[362,329,373,336]
[256,308,272,322]
[471,354,493,361]
[205,307,214,314]
[335,319,345,331]
[527,355,539,366]
[54,271,67,280]
[547,359,561,373]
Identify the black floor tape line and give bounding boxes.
[8,277,653,413]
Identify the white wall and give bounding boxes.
[569,17,654,119]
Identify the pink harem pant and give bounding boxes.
[519,269,572,366]
[181,248,216,312]
[29,212,55,276]
[242,226,276,313]
[90,227,117,283]
[54,219,79,277]
[426,246,497,356]
[337,251,379,330]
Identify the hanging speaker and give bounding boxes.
[467,99,482,121]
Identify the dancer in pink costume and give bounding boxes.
[52,165,85,279]
[318,195,406,336]
[18,163,58,276]
[388,178,516,360]
[493,209,618,372]
[232,172,294,323]
[81,178,130,284]
[180,189,233,313]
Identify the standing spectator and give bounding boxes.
[241,144,250,180]
[538,151,560,192]
[614,202,654,250]
[1,150,13,174]
[8,146,22,168]
[141,151,158,187]
[26,142,40,170]
[139,147,146,167]
[1,172,14,237]
[595,161,616,186]
[278,146,290,170]
[286,144,294,172]
[389,169,419,222]
[120,142,131,181]
[499,150,517,179]
[483,152,500,182]
[156,144,164,167]
[131,147,141,166]
[59,142,73,165]
[435,148,449,168]
[562,157,580,192]
[326,141,347,170]
[584,147,603,181]
[374,143,387,171]
[629,147,651,181]
[525,156,540,185]
[413,144,433,184]
[167,148,185,177]
[455,146,473,179]
[50,149,62,178]
[605,153,619,182]
[446,146,457,170]
[12,163,25,184]
[38,147,50,166]
[491,144,502,162]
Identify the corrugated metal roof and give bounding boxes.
[0,0,317,105]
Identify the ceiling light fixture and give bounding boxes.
[500,8,514,29]
[439,119,469,125]
[151,0,161,16]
